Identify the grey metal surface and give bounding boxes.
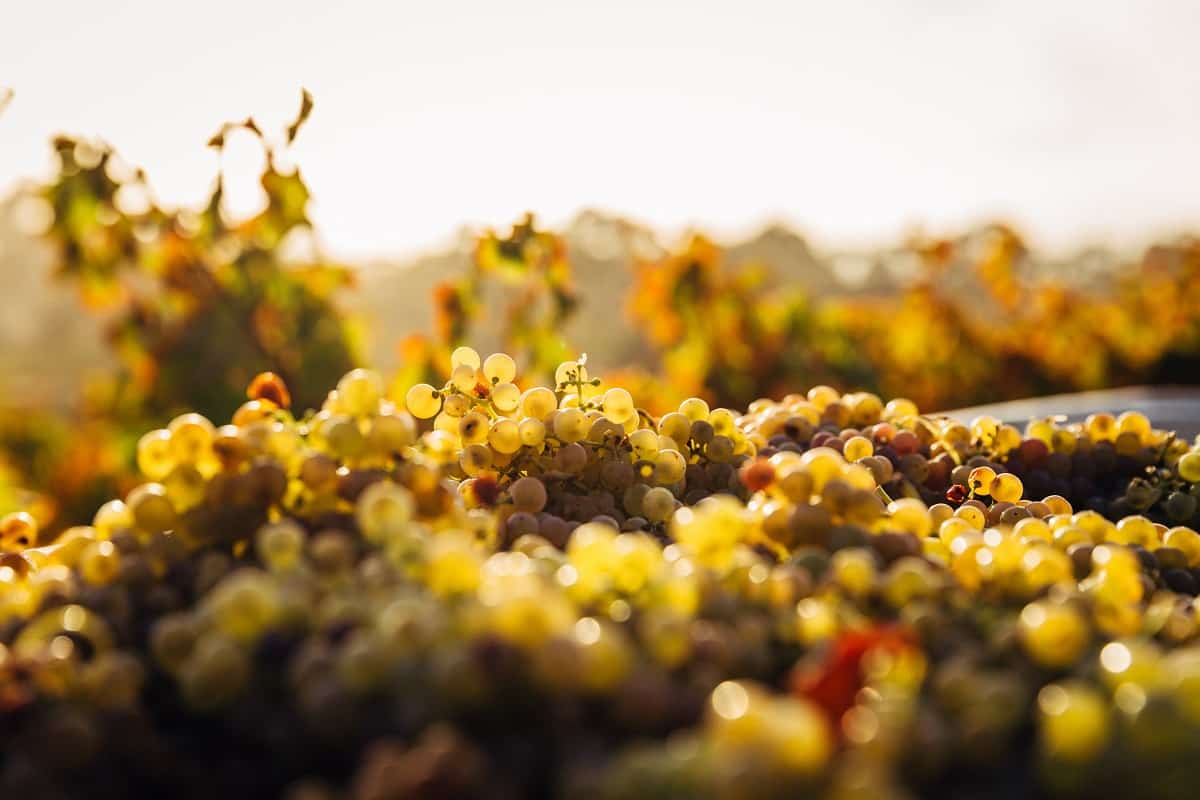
[943,386,1200,442]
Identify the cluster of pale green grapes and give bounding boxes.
[1,355,1200,798]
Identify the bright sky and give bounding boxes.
[2,1,1199,260]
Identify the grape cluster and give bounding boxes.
[1,355,1200,799]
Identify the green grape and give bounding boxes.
[451,363,479,394]
[888,498,932,537]
[366,412,417,455]
[482,352,517,384]
[425,531,483,597]
[405,383,442,419]
[602,387,636,423]
[491,382,521,413]
[433,412,461,437]
[450,345,481,370]
[127,483,177,534]
[1018,600,1089,668]
[206,569,281,643]
[629,428,659,461]
[657,412,692,447]
[442,393,470,417]
[883,397,918,420]
[257,521,306,572]
[460,443,494,476]
[1037,682,1110,762]
[554,408,589,443]
[164,463,206,512]
[807,385,840,410]
[843,435,873,461]
[321,414,366,459]
[1164,527,1200,565]
[519,417,547,448]
[707,408,736,436]
[168,412,215,463]
[678,397,710,422]
[520,386,557,419]
[830,548,876,597]
[356,481,415,543]
[488,418,522,454]
[641,487,676,523]
[137,429,176,480]
[1085,412,1117,442]
[1178,451,1200,483]
[653,449,687,485]
[336,368,385,416]
[968,466,997,496]
[991,472,1024,503]
[93,499,133,540]
[78,540,121,586]
[459,412,490,445]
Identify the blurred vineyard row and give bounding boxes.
[2,98,1199,534]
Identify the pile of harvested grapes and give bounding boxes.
[2,349,1200,800]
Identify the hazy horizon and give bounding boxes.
[3,1,1199,261]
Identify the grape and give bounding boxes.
[678,397,710,422]
[1019,600,1089,668]
[602,387,636,424]
[257,521,306,571]
[491,382,521,413]
[968,466,997,496]
[451,345,481,370]
[554,408,589,443]
[451,363,479,394]
[1179,451,1200,483]
[843,435,873,462]
[336,368,384,416]
[992,472,1024,503]
[405,383,442,419]
[460,443,494,476]
[168,412,216,463]
[1165,491,1198,522]
[557,442,588,474]
[521,386,558,420]
[78,540,121,585]
[458,411,489,445]
[1038,682,1110,762]
[366,411,417,454]
[321,414,366,459]
[518,417,547,448]
[641,487,676,523]
[442,393,470,417]
[137,429,176,480]
[510,477,548,513]
[127,483,177,533]
[487,418,522,454]
[482,352,517,384]
[1085,413,1117,442]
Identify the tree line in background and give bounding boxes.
[2,96,1199,533]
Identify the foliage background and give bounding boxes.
[1,98,1199,534]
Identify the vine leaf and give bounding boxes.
[286,88,315,144]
